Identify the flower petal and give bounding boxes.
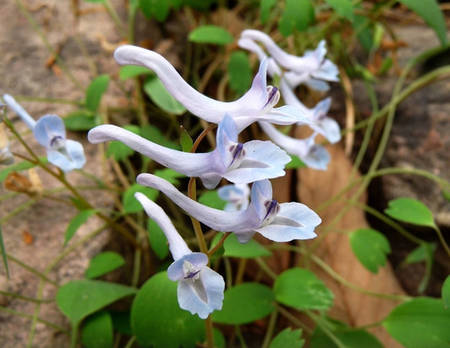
[33,115,66,148]
[216,114,239,168]
[255,202,320,242]
[262,105,312,126]
[305,78,330,91]
[65,140,86,169]
[177,266,225,319]
[223,140,289,184]
[302,143,330,171]
[312,59,339,82]
[47,149,76,172]
[135,192,191,260]
[2,94,37,129]
[218,184,250,212]
[249,179,273,221]
[167,253,208,281]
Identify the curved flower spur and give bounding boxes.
[135,193,225,319]
[3,94,86,172]
[88,115,290,189]
[137,174,321,244]
[113,45,314,131]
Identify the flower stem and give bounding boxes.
[432,225,450,256]
[205,316,215,348]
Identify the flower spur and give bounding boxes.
[135,193,224,319]
[137,174,321,244]
[88,114,290,189]
[3,94,85,172]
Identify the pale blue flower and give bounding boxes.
[113,45,314,131]
[218,184,250,212]
[135,193,224,319]
[88,115,290,188]
[137,175,321,243]
[259,122,330,170]
[3,94,86,172]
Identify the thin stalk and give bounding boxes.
[13,95,82,106]
[305,311,346,348]
[0,199,37,224]
[254,257,277,280]
[7,254,58,287]
[0,290,53,304]
[261,309,278,348]
[205,316,215,348]
[103,0,127,37]
[208,232,230,257]
[124,336,136,348]
[187,178,208,255]
[276,305,313,334]
[432,225,450,256]
[235,258,248,285]
[70,324,79,348]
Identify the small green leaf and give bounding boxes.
[144,76,186,115]
[383,297,450,348]
[180,128,194,152]
[350,228,391,273]
[147,218,169,260]
[139,0,170,21]
[141,124,179,150]
[286,155,306,169]
[279,0,314,36]
[324,0,354,22]
[198,190,226,210]
[228,52,252,95]
[106,125,140,161]
[119,66,152,80]
[85,251,125,279]
[212,283,275,324]
[354,15,374,52]
[85,75,110,112]
[274,268,334,310]
[0,225,9,278]
[64,210,97,246]
[64,111,97,131]
[403,242,436,265]
[270,328,305,348]
[81,311,113,348]
[188,25,234,45]
[260,0,277,24]
[154,168,185,185]
[213,328,226,348]
[385,197,436,228]
[122,184,159,214]
[399,0,447,46]
[442,276,450,310]
[311,327,382,348]
[0,158,45,182]
[131,272,204,347]
[223,233,271,258]
[56,279,136,326]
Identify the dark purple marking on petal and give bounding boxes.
[184,270,201,279]
[263,86,279,108]
[264,199,279,220]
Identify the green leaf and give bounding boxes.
[274,268,334,310]
[131,272,204,347]
[213,328,226,348]
[223,233,271,258]
[141,124,179,150]
[228,52,252,95]
[404,242,436,265]
[188,25,234,45]
[270,328,305,348]
[286,155,306,169]
[0,225,9,278]
[81,311,113,348]
[198,190,226,210]
[260,0,277,24]
[147,219,169,259]
[442,276,450,310]
[56,279,136,326]
[85,75,110,112]
[385,197,436,228]
[122,184,159,214]
[383,297,450,348]
[64,111,97,131]
[350,228,391,273]
[106,125,140,161]
[64,210,97,246]
[154,168,185,185]
[324,0,354,22]
[180,127,194,152]
[354,15,374,52]
[212,283,275,324]
[0,159,43,182]
[144,76,186,115]
[399,0,447,46]
[85,251,125,279]
[279,0,314,36]
[311,327,382,348]
[139,0,170,21]
[119,66,152,80]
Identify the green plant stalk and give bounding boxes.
[261,309,278,348]
[0,199,37,225]
[0,290,53,304]
[70,323,79,348]
[15,0,84,91]
[124,336,137,348]
[208,232,230,257]
[235,325,248,348]
[254,257,277,280]
[432,225,450,256]
[103,0,127,37]
[276,304,313,334]
[305,310,346,348]
[13,95,82,105]
[7,254,58,287]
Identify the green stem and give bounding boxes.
[103,0,127,37]
[261,309,278,348]
[7,254,58,287]
[70,324,79,348]
[305,311,346,348]
[13,95,82,105]
[432,225,450,256]
[0,290,53,304]
[254,258,277,280]
[205,316,215,348]
[0,199,37,224]
[208,232,230,257]
[276,305,313,334]
[124,336,136,348]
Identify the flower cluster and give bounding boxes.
[84,29,338,319]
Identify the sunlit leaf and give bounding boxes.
[56,279,136,326]
[85,75,110,112]
[81,311,113,348]
[270,328,305,348]
[223,233,271,258]
[188,25,233,45]
[260,0,277,24]
[119,66,152,80]
[324,0,354,22]
[139,0,170,21]
[64,210,97,246]
[274,268,334,310]
[180,128,193,152]
[385,197,435,228]
[350,228,391,273]
[106,125,140,161]
[279,0,314,36]
[122,184,159,214]
[383,297,450,348]
[85,251,125,279]
[147,219,169,260]
[212,283,274,324]
[131,272,204,347]
[64,111,98,131]
[140,124,179,150]
[286,155,306,169]
[144,76,186,115]
[198,190,226,210]
[228,52,252,95]
[154,168,185,185]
